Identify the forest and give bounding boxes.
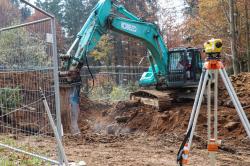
[1,0,249,74]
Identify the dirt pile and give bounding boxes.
[78,72,250,147]
[106,101,192,135]
[79,99,250,146]
[219,72,250,107]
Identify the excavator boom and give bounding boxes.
[60,0,202,122]
[60,0,169,87]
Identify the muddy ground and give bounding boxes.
[1,72,250,165]
[59,96,250,166]
[63,72,250,166]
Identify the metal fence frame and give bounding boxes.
[0,0,63,165]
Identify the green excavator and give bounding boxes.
[59,0,203,115]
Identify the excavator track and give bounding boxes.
[130,90,175,111]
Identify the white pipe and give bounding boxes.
[67,38,80,56]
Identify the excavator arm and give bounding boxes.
[60,0,202,135]
[60,0,169,86]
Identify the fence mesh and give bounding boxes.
[0,2,60,165]
[80,66,148,102]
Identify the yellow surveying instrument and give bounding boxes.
[177,39,250,166]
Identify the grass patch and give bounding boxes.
[0,136,53,166]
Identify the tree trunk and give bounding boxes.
[229,0,240,74]
[245,0,250,72]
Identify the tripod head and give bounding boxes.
[204,39,222,60]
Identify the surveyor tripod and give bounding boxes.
[177,39,250,166]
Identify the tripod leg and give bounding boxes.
[207,71,212,142]
[214,70,218,140]
[221,69,250,134]
[188,70,209,150]
[176,70,207,165]
[209,70,218,166]
[187,69,207,132]
[219,69,250,138]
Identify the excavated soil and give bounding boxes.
[60,97,250,166]
[77,98,250,145]
[61,72,250,165]
[1,72,249,165]
[219,72,250,107]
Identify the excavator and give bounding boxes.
[59,0,203,118]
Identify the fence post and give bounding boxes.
[51,17,63,165]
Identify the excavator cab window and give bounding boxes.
[167,48,202,87]
[167,50,186,87]
[185,49,201,82]
[192,49,203,81]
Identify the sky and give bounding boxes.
[158,0,186,25]
[159,0,185,8]
[26,0,35,4]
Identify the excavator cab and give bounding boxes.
[139,48,202,89]
[167,48,203,88]
[133,48,202,111]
